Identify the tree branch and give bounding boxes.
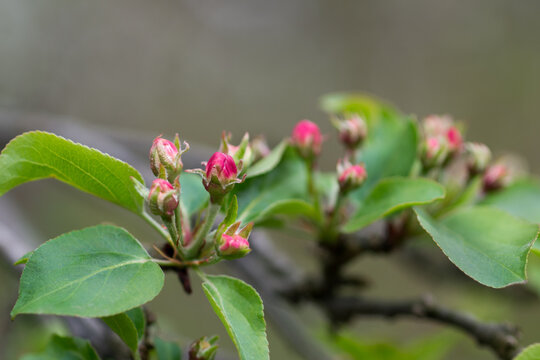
[322,295,520,360]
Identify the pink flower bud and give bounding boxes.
[422,115,463,155]
[446,126,463,152]
[421,136,450,169]
[483,164,508,192]
[219,234,250,259]
[337,160,367,192]
[148,179,178,217]
[206,152,238,183]
[291,120,323,158]
[150,135,189,182]
[332,115,367,149]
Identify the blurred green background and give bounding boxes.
[1,1,540,359]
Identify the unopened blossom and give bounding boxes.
[291,120,323,158]
[421,136,450,169]
[148,179,178,218]
[337,159,367,192]
[332,114,368,150]
[149,135,189,182]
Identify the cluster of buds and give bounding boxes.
[146,135,187,219]
[331,114,368,150]
[189,336,219,360]
[421,115,463,169]
[150,135,189,183]
[337,159,367,193]
[217,221,253,259]
[290,119,323,159]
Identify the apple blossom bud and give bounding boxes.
[147,179,178,218]
[337,160,367,192]
[291,120,323,158]
[219,234,250,259]
[422,115,463,157]
[465,142,491,174]
[331,114,367,149]
[206,152,238,184]
[483,164,508,192]
[217,222,252,259]
[446,126,463,152]
[421,136,450,169]
[189,336,219,360]
[150,135,189,182]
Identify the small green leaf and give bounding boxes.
[257,199,316,221]
[343,177,445,233]
[20,334,100,360]
[348,116,419,206]
[319,93,397,123]
[153,338,182,360]
[246,140,288,178]
[200,274,269,360]
[180,172,209,216]
[416,207,538,288]
[14,250,34,265]
[514,344,540,360]
[102,307,145,354]
[126,307,146,342]
[0,131,145,214]
[481,179,540,224]
[12,225,164,318]
[235,147,308,224]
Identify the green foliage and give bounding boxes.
[514,344,540,360]
[179,172,209,216]
[12,225,164,318]
[235,147,309,224]
[416,207,538,288]
[343,177,445,232]
[153,338,182,360]
[319,93,397,123]
[0,131,145,214]
[348,116,418,206]
[482,179,540,224]
[102,307,145,355]
[246,140,288,178]
[20,334,100,360]
[200,274,269,360]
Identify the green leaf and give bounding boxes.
[343,178,445,233]
[201,274,269,360]
[481,179,540,224]
[319,93,398,123]
[514,344,540,360]
[153,338,182,360]
[14,250,34,265]
[246,140,288,178]
[102,307,145,354]
[416,207,538,288]
[348,116,419,206]
[235,147,309,224]
[179,172,209,216]
[0,131,145,214]
[20,334,100,360]
[257,199,316,221]
[12,225,164,318]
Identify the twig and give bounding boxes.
[322,295,520,360]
